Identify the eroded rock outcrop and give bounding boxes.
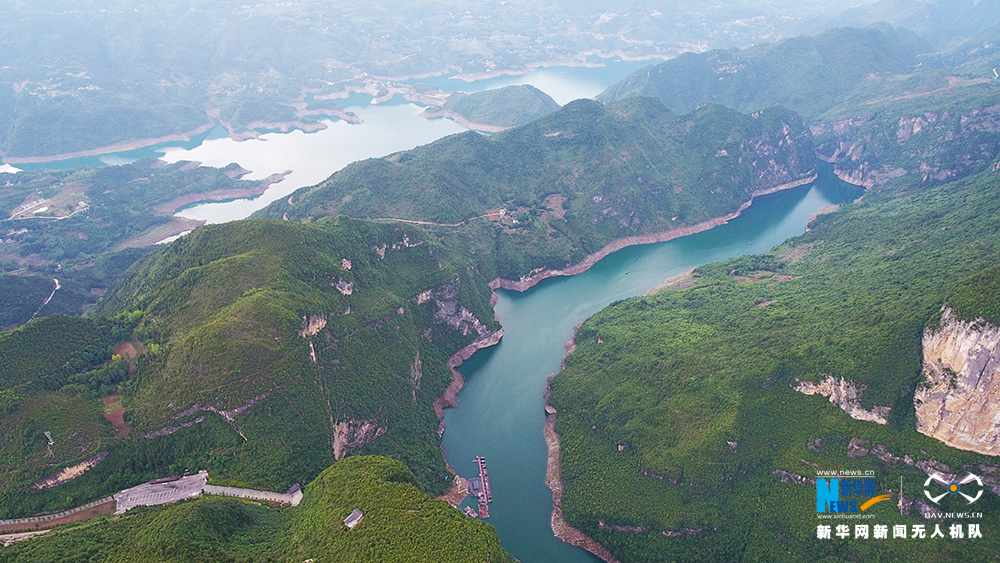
[915,307,1000,455]
[794,375,891,425]
[332,419,385,460]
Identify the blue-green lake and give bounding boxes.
[442,165,862,562]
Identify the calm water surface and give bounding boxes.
[442,167,862,563]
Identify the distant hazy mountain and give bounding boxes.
[787,0,1000,49]
[597,24,932,118]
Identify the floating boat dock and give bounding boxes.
[465,456,493,518]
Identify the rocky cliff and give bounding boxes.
[915,307,1000,455]
[794,375,891,425]
[811,99,1000,189]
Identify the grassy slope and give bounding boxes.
[549,164,1000,561]
[0,456,515,563]
[256,97,815,279]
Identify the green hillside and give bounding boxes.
[291,456,514,563]
[94,217,498,494]
[597,25,931,118]
[423,84,561,128]
[597,23,1000,195]
[0,456,513,563]
[257,97,816,280]
[548,159,1000,560]
[0,216,505,520]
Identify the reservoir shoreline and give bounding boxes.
[437,169,839,561]
[488,172,817,293]
[1,122,216,165]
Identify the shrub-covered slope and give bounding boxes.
[291,456,514,563]
[549,165,1000,561]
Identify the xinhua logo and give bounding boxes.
[817,478,892,513]
[923,473,984,505]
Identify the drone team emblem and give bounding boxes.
[923,473,984,504]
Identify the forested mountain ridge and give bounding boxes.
[597,25,933,118]
[257,97,817,280]
[599,23,1000,195]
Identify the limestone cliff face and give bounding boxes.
[332,419,385,461]
[915,307,1000,455]
[811,103,1000,189]
[794,375,891,425]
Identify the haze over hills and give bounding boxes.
[787,0,1000,49]
[5,7,1000,562]
[0,0,947,160]
[597,25,935,118]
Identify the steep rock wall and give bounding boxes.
[915,307,1000,455]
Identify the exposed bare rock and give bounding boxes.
[32,452,108,490]
[332,419,385,461]
[410,352,422,403]
[598,521,648,534]
[773,469,815,487]
[915,307,1000,455]
[662,528,704,538]
[341,258,352,270]
[139,416,206,439]
[333,278,354,295]
[298,314,327,337]
[807,438,824,454]
[846,437,869,458]
[794,376,891,425]
[416,289,433,304]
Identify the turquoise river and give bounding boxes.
[441,165,863,563]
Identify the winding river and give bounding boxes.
[441,165,862,563]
